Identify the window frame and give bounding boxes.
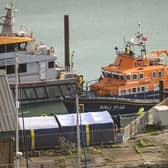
[132,73,138,80]
[152,71,156,79]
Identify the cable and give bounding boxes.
[18,71,29,168]
[80,114,88,168]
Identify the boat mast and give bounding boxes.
[138,22,147,56]
[71,50,75,73]
[0,2,15,35]
[138,22,141,35]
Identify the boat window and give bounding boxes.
[47,86,62,97]
[35,87,48,98]
[113,73,119,79]
[141,86,145,92]
[0,43,19,53]
[103,71,124,80]
[19,64,27,73]
[132,74,138,80]
[152,71,156,79]
[139,73,144,79]
[7,65,15,74]
[17,88,27,100]
[119,75,124,80]
[107,73,112,77]
[126,74,131,80]
[48,61,54,68]
[25,88,37,99]
[132,88,136,93]
[103,71,112,77]
[158,71,162,78]
[0,64,27,74]
[0,66,5,70]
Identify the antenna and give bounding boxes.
[138,21,141,35]
[123,33,126,47]
[71,50,75,72]
[0,1,16,34]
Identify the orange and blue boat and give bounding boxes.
[64,27,168,115]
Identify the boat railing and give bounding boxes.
[79,91,159,102]
[18,25,32,37]
[85,79,99,91]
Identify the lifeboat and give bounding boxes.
[90,34,168,99]
[64,27,167,115]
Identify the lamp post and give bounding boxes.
[15,54,20,168]
[76,81,81,168]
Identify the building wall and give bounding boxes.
[0,139,14,168]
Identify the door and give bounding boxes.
[40,62,46,80]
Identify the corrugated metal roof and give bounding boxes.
[0,70,16,132]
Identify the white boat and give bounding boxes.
[0,3,77,104]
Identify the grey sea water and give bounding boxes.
[1,0,168,115]
[1,0,168,82]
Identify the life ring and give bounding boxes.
[41,114,48,117]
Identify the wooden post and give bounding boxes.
[159,80,164,102]
[64,15,70,71]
